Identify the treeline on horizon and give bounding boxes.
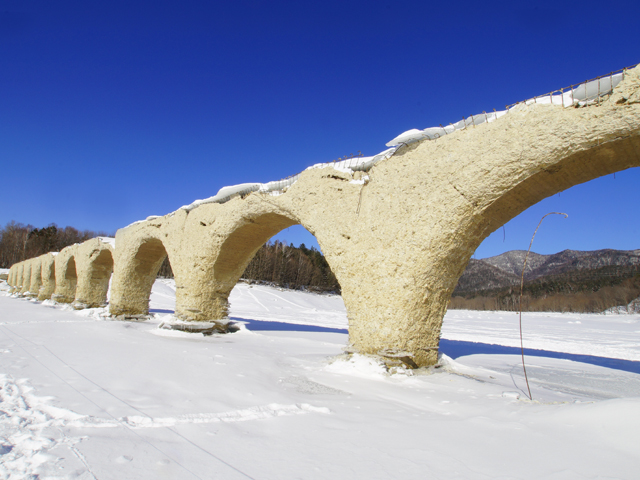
[2,220,340,293]
[0,221,111,268]
[5,219,637,310]
[159,240,340,293]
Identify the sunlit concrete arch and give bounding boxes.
[162,194,328,322]
[20,260,33,295]
[53,245,79,303]
[108,167,365,323]
[7,264,17,291]
[106,65,640,366]
[16,261,27,293]
[12,262,24,293]
[7,264,16,292]
[323,68,640,366]
[109,226,178,317]
[38,253,57,301]
[27,256,43,298]
[73,238,115,309]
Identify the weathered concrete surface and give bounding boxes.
[73,239,114,309]
[38,253,57,301]
[4,66,638,366]
[7,264,16,291]
[52,245,79,303]
[109,65,640,366]
[20,260,33,295]
[28,257,43,298]
[13,263,24,293]
[109,229,173,317]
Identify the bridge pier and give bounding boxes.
[53,246,78,303]
[109,233,169,317]
[38,253,57,301]
[20,260,32,296]
[28,257,43,298]
[73,239,114,309]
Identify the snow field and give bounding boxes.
[0,278,639,479]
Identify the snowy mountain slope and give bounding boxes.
[481,248,640,280]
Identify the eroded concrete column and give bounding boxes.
[74,238,114,309]
[109,228,172,317]
[53,246,79,303]
[7,265,16,292]
[20,260,32,295]
[28,257,43,298]
[174,206,297,324]
[13,263,24,294]
[38,253,57,301]
[324,67,640,366]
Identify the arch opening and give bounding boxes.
[53,254,78,304]
[479,136,640,241]
[214,213,298,287]
[91,249,114,282]
[204,217,344,330]
[73,248,115,309]
[65,258,77,282]
[242,225,340,294]
[135,238,167,278]
[450,165,640,314]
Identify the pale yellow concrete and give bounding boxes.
[38,253,57,301]
[4,66,638,366]
[28,256,43,298]
[7,264,17,292]
[73,239,114,309]
[52,245,79,303]
[20,260,32,295]
[109,65,640,366]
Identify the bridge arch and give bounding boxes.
[109,233,172,317]
[28,256,43,298]
[94,65,640,366]
[215,213,298,287]
[74,239,115,309]
[338,72,640,366]
[14,263,24,293]
[53,246,78,303]
[20,260,32,295]
[38,253,57,301]
[7,264,16,291]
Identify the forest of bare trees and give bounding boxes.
[6,218,636,311]
[2,219,340,292]
[449,275,640,313]
[242,241,339,292]
[0,221,110,268]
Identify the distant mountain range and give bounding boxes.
[454,248,640,294]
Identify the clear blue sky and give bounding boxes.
[2,0,638,259]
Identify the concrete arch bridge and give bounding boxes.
[7,65,640,367]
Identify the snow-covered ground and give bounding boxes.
[1,279,639,479]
